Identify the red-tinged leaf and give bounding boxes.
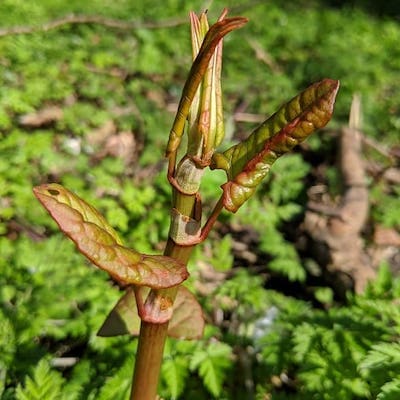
[98,286,204,340]
[33,183,188,288]
[211,79,340,212]
[166,13,247,158]
[167,286,204,339]
[97,287,141,337]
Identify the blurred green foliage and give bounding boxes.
[1,0,399,399]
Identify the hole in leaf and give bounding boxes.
[47,189,60,196]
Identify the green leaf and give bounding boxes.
[162,357,189,399]
[314,287,334,304]
[0,314,15,396]
[16,359,66,400]
[33,183,188,288]
[359,342,400,373]
[190,342,232,398]
[377,379,400,400]
[206,234,234,272]
[370,262,393,296]
[97,357,132,400]
[269,257,306,282]
[98,286,204,339]
[211,79,340,212]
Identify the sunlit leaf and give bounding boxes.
[98,286,204,339]
[166,13,248,158]
[33,183,188,288]
[167,286,205,339]
[187,10,225,159]
[211,79,340,212]
[15,359,65,400]
[190,342,232,397]
[161,357,189,399]
[97,287,140,337]
[377,379,400,400]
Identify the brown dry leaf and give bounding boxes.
[194,260,227,297]
[86,120,137,165]
[374,226,400,247]
[86,120,117,147]
[146,89,166,108]
[19,105,63,127]
[104,131,136,165]
[383,167,400,185]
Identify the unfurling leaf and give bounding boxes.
[166,13,248,158]
[211,79,340,212]
[186,10,225,160]
[98,286,204,339]
[33,184,188,288]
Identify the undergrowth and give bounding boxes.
[1,0,399,399]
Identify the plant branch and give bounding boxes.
[200,196,224,238]
[176,195,225,246]
[0,14,186,38]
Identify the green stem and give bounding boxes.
[130,186,197,400]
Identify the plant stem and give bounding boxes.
[130,115,225,399]
[129,240,194,400]
[130,184,198,400]
[129,321,169,400]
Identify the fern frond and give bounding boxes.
[15,359,66,400]
[97,358,132,400]
[162,357,189,399]
[190,342,232,398]
[377,378,400,400]
[360,342,400,374]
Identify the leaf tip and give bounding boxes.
[322,78,340,105]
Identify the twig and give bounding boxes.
[362,135,394,160]
[0,14,186,38]
[247,38,282,74]
[349,94,393,160]
[233,112,265,124]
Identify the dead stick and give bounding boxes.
[0,14,186,38]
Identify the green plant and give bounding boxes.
[253,263,400,400]
[32,8,339,399]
